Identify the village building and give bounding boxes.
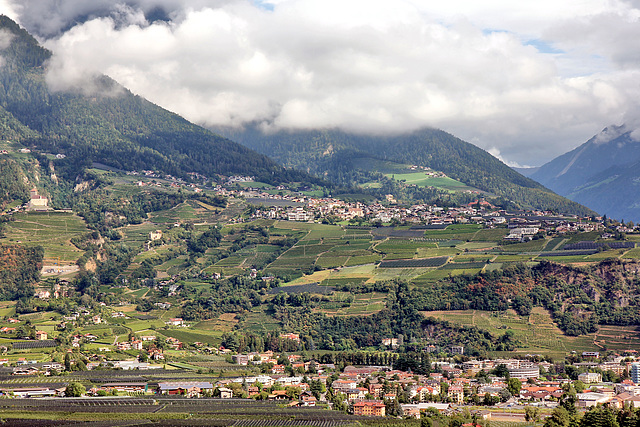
[158,382,213,397]
[353,400,386,417]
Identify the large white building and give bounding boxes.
[632,363,640,384]
[507,365,540,380]
[28,187,48,210]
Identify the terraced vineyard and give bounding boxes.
[0,211,89,263]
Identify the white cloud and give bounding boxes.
[0,28,15,68]
[5,0,640,166]
[0,28,13,49]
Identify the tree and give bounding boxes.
[525,406,540,422]
[507,378,522,397]
[64,352,72,371]
[285,386,301,400]
[544,406,572,427]
[385,397,401,417]
[75,359,87,371]
[483,392,498,406]
[580,407,619,427]
[421,417,434,427]
[499,388,512,403]
[65,382,86,397]
[560,385,577,415]
[492,364,510,378]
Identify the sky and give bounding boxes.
[1,0,640,167]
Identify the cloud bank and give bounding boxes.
[3,0,640,166]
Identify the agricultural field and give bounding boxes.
[379,257,448,268]
[0,211,89,263]
[0,397,382,426]
[622,247,640,259]
[317,291,387,316]
[5,190,640,370]
[241,222,640,286]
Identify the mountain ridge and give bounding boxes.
[217,124,596,216]
[530,125,640,221]
[0,15,322,198]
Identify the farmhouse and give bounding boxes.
[1,387,59,398]
[450,346,464,355]
[218,387,233,399]
[280,333,300,342]
[158,381,213,397]
[167,318,185,326]
[382,338,399,349]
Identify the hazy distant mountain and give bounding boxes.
[218,125,595,216]
[530,125,640,221]
[512,166,539,177]
[0,16,316,186]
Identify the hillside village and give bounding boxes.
[122,169,623,237]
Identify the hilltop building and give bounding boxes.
[28,187,48,210]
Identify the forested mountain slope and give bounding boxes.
[416,259,640,336]
[0,16,318,191]
[218,125,595,216]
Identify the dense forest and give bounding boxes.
[0,16,324,188]
[219,125,595,215]
[0,159,29,208]
[0,244,42,301]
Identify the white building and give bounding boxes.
[287,207,310,222]
[577,392,610,407]
[507,366,540,380]
[578,372,602,384]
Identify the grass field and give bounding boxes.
[622,247,640,259]
[385,172,479,192]
[160,328,223,345]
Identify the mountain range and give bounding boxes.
[525,125,640,222]
[0,15,595,217]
